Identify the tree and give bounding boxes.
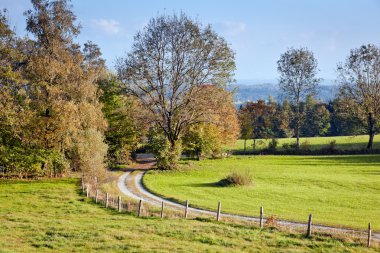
[117,13,235,169]
[277,47,320,149]
[24,0,107,177]
[239,100,275,150]
[182,86,239,160]
[99,75,148,166]
[328,98,366,136]
[238,105,253,152]
[302,96,330,137]
[337,44,380,149]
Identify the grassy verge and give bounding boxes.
[0,178,377,252]
[144,155,380,231]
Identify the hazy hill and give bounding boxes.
[231,79,338,105]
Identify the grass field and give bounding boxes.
[144,155,380,231]
[1,179,377,252]
[228,135,380,152]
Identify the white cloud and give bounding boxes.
[92,19,121,35]
[216,21,246,36]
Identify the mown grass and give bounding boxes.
[144,155,380,231]
[0,178,377,252]
[228,135,379,152]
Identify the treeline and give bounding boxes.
[239,96,365,147]
[239,45,380,151]
[1,0,379,176]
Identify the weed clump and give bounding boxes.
[218,170,253,186]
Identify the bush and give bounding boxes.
[300,140,311,151]
[267,138,278,151]
[328,140,337,151]
[282,143,290,150]
[265,215,278,228]
[219,170,253,186]
[289,142,298,150]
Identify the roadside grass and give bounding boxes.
[0,178,377,252]
[144,155,380,231]
[228,135,379,152]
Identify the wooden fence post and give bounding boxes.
[217,201,221,221]
[105,192,109,208]
[367,223,372,247]
[307,214,312,237]
[138,199,143,217]
[160,201,164,219]
[260,206,264,229]
[118,196,122,212]
[95,190,99,203]
[185,200,189,219]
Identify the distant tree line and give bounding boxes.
[239,45,380,151]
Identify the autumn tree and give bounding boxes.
[337,44,380,149]
[238,100,275,150]
[0,10,37,176]
[182,86,239,160]
[277,47,320,149]
[117,13,235,169]
[24,0,107,177]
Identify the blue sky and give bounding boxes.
[2,0,380,82]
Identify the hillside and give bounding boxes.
[232,81,338,105]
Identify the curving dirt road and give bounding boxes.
[118,154,379,241]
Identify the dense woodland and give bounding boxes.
[0,0,379,178]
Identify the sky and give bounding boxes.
[2,0,380,82]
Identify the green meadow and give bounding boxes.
[1,179,377,252]
[228,135,379,152]
[144,155,380,231]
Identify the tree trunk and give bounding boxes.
[253,139,256,151]
[367,113,375,150]
[295,103,300,150]
[244,139,246,153]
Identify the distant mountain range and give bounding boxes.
[231,79,339,105]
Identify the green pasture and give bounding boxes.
[228,135,379,152]
[1,179,376,252]
[144,155,380,231]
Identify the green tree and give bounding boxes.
[337,44,380,149]
[302,96,330,137]
[98,75,147,166]
[277,47,321,149]
[117,13,235,169]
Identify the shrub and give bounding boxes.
[282,143,290,150]
[300,140,311,151]
[219,170,253,186]
[267,138,278,151]
[265,215,278,228]
[289,142,298,150]
[328,140,337,151]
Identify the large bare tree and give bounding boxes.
[277,47,320,150]
[117,13,235,168]
[337,44,380,149]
